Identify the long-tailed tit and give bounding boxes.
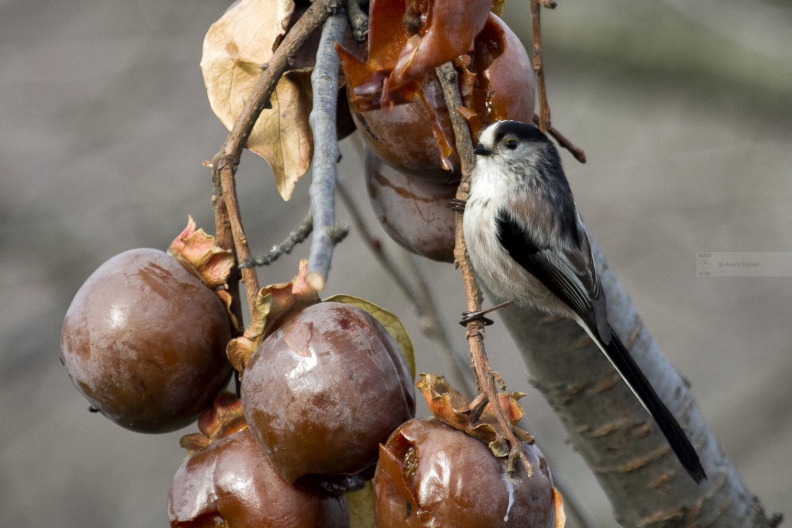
[463,120,706,484]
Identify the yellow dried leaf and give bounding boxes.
[348,481,376,528]
[324,294,416,379]
[553,487,567,528]
[201,0,315,201]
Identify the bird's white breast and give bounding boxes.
[463,160,554,306]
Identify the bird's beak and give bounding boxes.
[474,144,492,157]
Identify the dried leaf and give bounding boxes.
[416,373,530,461]
[389,0,492,91]
[348,481,376,528]
[179,391,247,456]
[168,216,235,290]
[201,0,317,201]
[226,260,321,373]
[324,294,416,379]
[553,487,567,528]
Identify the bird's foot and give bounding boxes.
[459,301,513,326]
[450,198,467,212]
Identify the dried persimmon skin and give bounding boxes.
[374,419,557,528]
[387,0,492,93]
[339,13,536,180]
[169,429,349,528]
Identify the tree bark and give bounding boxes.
[497,239,777,527]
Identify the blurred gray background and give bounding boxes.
[1,0,791,526]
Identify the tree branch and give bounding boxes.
[496,240,778,527]
[346,0,368,42]
[533,114,586,163]
[530,0,551,132]
[240,212,313,268]
[210,0,337,312]
[307,8,349,291]
[435,61,531,475]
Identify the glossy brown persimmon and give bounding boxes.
[242,302,415,484]
[374,419,556,528]
[169,428,349,528]
[61,248,233,433]
[341,14,536,181]
[365,148,456,262]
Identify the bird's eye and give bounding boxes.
[505,139,518,150]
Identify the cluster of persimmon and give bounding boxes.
[338,0,536,263]
[61,0,565,526]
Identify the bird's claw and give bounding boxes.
[450,198,467,212]
[460,310,495,326]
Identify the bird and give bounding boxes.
[462,119,706,484]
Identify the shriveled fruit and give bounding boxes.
[365,148,456,263]
[61,248,233,433]
[374,419,556,528]
[340,13,535,180]
[169,428,349,528]
[242,302,415,484]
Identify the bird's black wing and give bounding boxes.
[495,208,706,483]
[494,208,603,335]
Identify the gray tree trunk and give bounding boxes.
[496,240,777,527]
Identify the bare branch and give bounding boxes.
[347,0,368,42]
[307,9,349,291]
[496,240,779,526]
[211,0,338,312]
[530,0,551,132]
[533,114,587,163]
[403,254,475,396]
[240,212,314,268]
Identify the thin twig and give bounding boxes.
[240,212,314,268]
[533,114,586,163]
[210,0,338,312]
[210,170,244,336]
[346,0,368,41]
[435,61,530,475]
[530,0,551,132]
[307,9,349,291]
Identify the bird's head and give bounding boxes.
[472,120,561,186]
[474,120,553,160]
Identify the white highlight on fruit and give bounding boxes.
[286,346,318,381]
[109,305,126,329]
[503,474,515,522]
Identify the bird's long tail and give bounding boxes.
[591,324,707,484]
